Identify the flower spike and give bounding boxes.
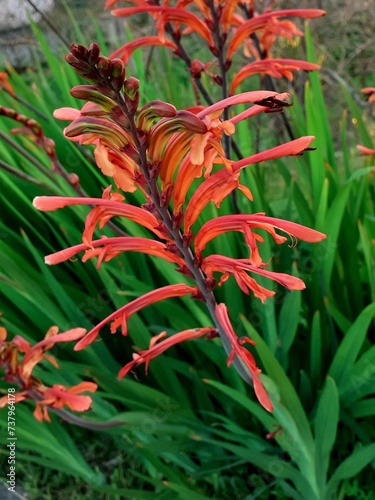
[74,284,198,350]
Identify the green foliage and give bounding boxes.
[0,11,374,500]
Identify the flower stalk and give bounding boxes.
[31,42,327,414]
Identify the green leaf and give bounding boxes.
[309,311,322,387]
[314,377,339,490]
[203,379,275,428]
[325,443,375,499]
[278,290,302,364]
[322,184,352,286]
[329,304,375,388]
[240,316,314,456]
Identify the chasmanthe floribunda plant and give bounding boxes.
[33,42,326,414]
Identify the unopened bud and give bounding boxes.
[124,77,140,99]
[70,44,88,61]
[213,75,223,85]
[111,58,126,90]
[97,56,111,78]
[68,173,80,186]
[88,43,101,65]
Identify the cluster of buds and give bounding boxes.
[66,42,139,100]
[0,105,56,159]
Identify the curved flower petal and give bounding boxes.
[43,236,185,268]
[230,59,320,95]
[215,304,273,412]
[74,284,198,350]
[227,9,326,60]
[111,36,178,64]
[197,91,289,119]
[118,327,215,379]
[34,194,168,242]
[111,6,214,46]
[202,255,305,302]
[357,145,375,156]
[195,213,326,261]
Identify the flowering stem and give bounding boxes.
[115,91,253,385]
[0,129,56,182]
[0,159,48,188]
[240,3,295,141]
[162,11,244,161]
[164,24,214,107]
[0,84,48,120]
[209,1,230,156]
[208,0,242,213]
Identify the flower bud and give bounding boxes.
[124,77,140,113]
[88,43,101,65]
[68,173,80,186]
[110,58,126,90]
[124,77,140,99]
[97,56,111,78]
[70,44,88,61]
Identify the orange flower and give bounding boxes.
[361,87,375,104]
[215,304,273,412]
[74,284,198,350]
[196,91,289,119]
[111,6,215,47]
[0,326,96,423]
[17,328,86,384]
[34,382,98,422]
[183,136,315,233]
[111,36,178,64]
[202,255,306,302]
[230,59,320,95]
[227,9,326,60]
[0,71,15,95]
[194,213,326,264]
[357,145,375,156]
[34,186,169,244]
[118,327,216,379]
[42,236,185,268]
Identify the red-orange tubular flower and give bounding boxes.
[74,284,198,350]
[194,214,326,265]
[229,59,321,95]
[32,43,327,412]
[34,382,97,423]
[357,88,375,157]
[118,327,216,379]
[215,304,273,412]
[202,255,306,303]
[0,326,98,423]
[106,2,325,97]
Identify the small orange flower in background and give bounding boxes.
[31,43,327,413]
[105,2,325,99]
[0,71,15,95]
[0,324,98,423]
[357,88,375,158]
